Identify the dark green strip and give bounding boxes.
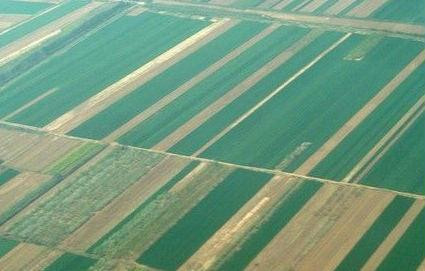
[216,180,322,271]
[44,253,97,271]
[137,169,272,270]
[377,207,425,271]
[0,237,18,258]
[0,168,19,186]
[336,196,414,271]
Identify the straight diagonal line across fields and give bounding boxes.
[194,33,352,156]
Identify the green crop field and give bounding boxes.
[0,0,424,270]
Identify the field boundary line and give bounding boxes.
[150,0,425,38]
[1,120,424,200]
[103,23,280,142]
[344,95,425,183]
[0,2,63,37]
[360,200,425,271]
[43,18,235,134]
[193,33,351,156]
[295,49,425,176]
[153,29,323,151]
[2,88,59,121]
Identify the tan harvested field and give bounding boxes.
[299,0,329,13]
[245,185,394,271]
[0,243,52,271]
[0,172,50,214]
[153,29,323,151]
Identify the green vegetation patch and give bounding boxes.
[200,35,424,170]
[0,236,18,258]
[44,253,97,271]
[336,196,414,271]
[361,112,425,195]
[0,167,19,186]
[69,20,269,140]
[1,12,208,127]
[215,180,322,270]
[171,30,344,155]
[118,25,310,148]
[44,142,105,176]
[310,63,425,188]
[138,169,272,270]
[377,207,425,270]
[372,0,425,25]
[7,147,164,245]
[0,0,52,15]
[0,1,88,48]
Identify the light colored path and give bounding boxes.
[347,0,390,18]
[344,95,425,183]
[154,29,323,151]
[361,200,425,271]
[194,33,351,156]
[103,23,280,143]
[44,19,235,134]
[295,50,425,176]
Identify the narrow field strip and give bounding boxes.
[345,96,425,183]
[335,196,414,271]
[346,0,390,18]
[295,49,425,176]
[0,1,101,63]
[153,29,323,151]
[103,23,278,143]
[193,33,350,156]
[324,0,358,15]
[0,242,51,270]
[154,0,425,36]
[361,200,425,271]
[44,19,234,134]
[68,20,268,141]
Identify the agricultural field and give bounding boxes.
[0,0,424,270]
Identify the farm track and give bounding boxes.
[2,120,424,202]
[44,19,236,134]
[152,0,425,38]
